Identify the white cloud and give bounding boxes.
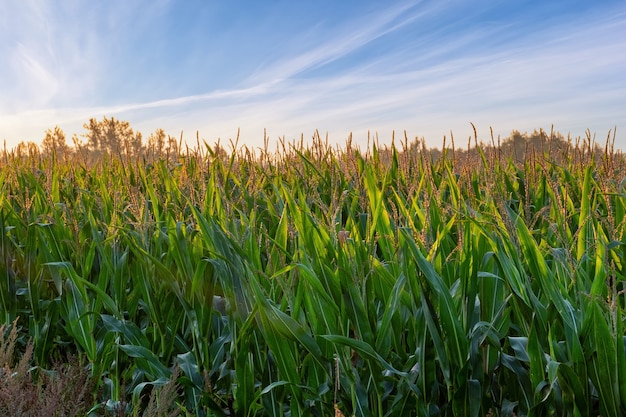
[244,0,425,84]
[11,42,61,106]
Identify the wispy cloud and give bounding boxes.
[1,3,97,112]
[11,42,60,103]
[244,1,425,83]
[0,0,173,113]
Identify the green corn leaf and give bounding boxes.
[577,166,593,261]
[452,379,481,417]
[420,289,452,387]
[63,277,97,361]
[118,344,172,380]
[585,301,619,417]
[258,315,301,398]
[101,314,150,348]
[590,226,608,299]
[235,350,256,416]
[511,210,577,334]
[509,336,530,362]
[131,377,171,410]
[322,334,407,378]
[400,228,468,371]
[617,307,626,411]
[265,303,323,360]
[375,272,406,356]
[176,351,204,390]
[555,361,589,416]
[527,322,547,405]
[342,282,374,346]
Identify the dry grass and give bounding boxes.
[0,320,184,416]
[0,320,96,417]
[140,368,182,417]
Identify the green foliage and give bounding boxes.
[0,132,625,415]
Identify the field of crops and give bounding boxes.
[1,134,625,416]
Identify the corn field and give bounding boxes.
[0,133,625,416]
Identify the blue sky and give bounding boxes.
[1,0,625,150]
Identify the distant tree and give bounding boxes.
[83,118,102,153]
[498,129,571,162]
[147,128,167,158]
[126,131,143,159]
[505,130,527,161]
[83,116,143,157]
[41,126,70,158]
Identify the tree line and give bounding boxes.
[5,116,619,163]
[10,116,182,162]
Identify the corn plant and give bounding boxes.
[0,132,624,415]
